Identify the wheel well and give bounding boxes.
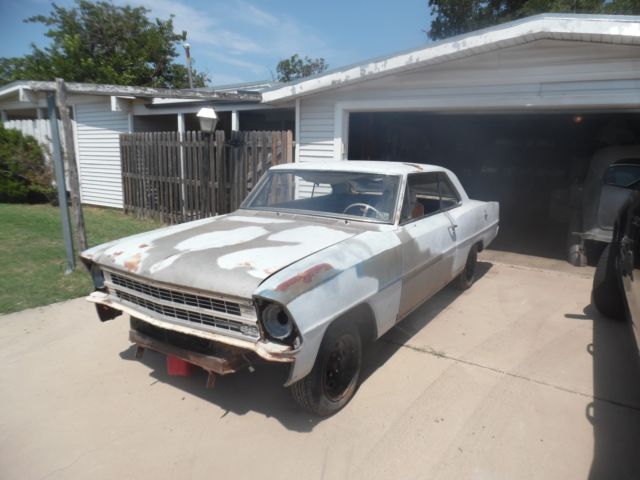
[329,303,377,344]
[475,240,484,253]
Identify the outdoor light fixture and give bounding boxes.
[197,107,218,133]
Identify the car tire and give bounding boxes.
[455,245,478,290]
[567,212,587,267]
[567,242,587,267]
[592,244,625,320]
[290,322,362,416]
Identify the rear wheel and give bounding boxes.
[592,244,624,320]
[290,322,361,416]
[455,245,478,290]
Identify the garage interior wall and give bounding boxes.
[348,111,640,260]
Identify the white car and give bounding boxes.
[81,161,499,415]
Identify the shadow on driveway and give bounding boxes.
[566,304,640,479]
[118,262,493,431]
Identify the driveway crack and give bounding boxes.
[382,338,640,413]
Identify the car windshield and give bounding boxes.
[242,170,401,223]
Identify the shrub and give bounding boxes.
[0,125,55,203]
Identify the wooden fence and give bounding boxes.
[120,130,294,224]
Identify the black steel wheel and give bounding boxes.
[321,334,360,401]
[291,322,362,416]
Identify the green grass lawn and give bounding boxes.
[0,203,163,314]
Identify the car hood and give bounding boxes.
[81,212,359,299]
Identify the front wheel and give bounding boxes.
[454,245,478,290]
[290,322,362,416]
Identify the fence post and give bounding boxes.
[286,130,293,163]
[55,78,88,252]
[47,93,75,273]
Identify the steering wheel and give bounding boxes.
[343,202,381,218]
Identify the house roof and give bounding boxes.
[262,13,640,103]
[0,80,262,103]
[197,80,277,93]
[147,80,278,107]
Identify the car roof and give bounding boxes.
[269,160,444,175]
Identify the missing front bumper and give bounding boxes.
[130,329,248,376]
[86,290,298,363]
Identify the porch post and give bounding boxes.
[231,110,239,131]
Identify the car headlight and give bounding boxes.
[261,303,294,340]
[90,263,105,290]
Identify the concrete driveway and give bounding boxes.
[1,256,640,480]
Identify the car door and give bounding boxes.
[439,172,478,275]
[620,192,640,350]
[397,172,457,319]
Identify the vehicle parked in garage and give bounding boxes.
[81,161,499,415]
[592,171,640,353]
[568,145,640,266]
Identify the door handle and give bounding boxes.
[449,224,458,230]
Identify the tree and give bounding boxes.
[276,54,328,82]
[0,0,207,88]
[427,0,640,40]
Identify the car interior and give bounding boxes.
[249,171,401,222]
[399,172,461,223]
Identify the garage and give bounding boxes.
[348,111,640,260]
[262,14,640,264]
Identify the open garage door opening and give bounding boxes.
[348,111,640,263]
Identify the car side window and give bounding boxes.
[603,160,640,189]
[400,173,441,224]
[438,173,461,210]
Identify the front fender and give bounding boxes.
[255,230,403,384]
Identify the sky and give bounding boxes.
[0,0,433,86]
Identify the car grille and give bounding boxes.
[106,272,259,339]
[110,272,242,316]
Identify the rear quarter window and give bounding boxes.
[603,159,640,188]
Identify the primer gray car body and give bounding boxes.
[580,146,640,242]
[82,161,499,386]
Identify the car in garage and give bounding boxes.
[81,161,499,415]
[592,172,640,354]
[568,145,640,266]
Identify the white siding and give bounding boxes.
[75,101,129,208]
[299,98,335,163]
[297,39,640,163]
[296,98,337,196]
[2,119,67,154]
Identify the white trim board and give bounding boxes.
[263,14,640,104]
